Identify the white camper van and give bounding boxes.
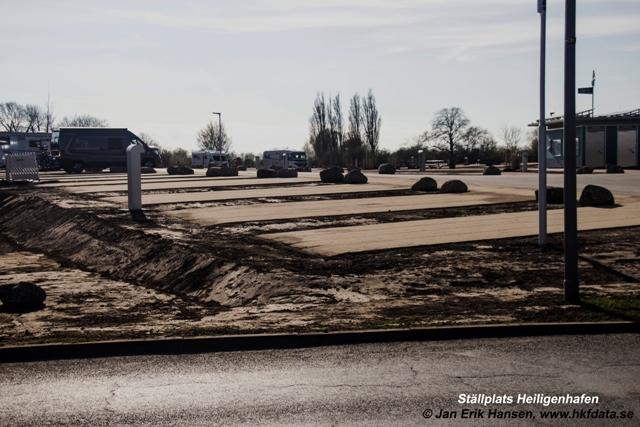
[261,150,309,171]
[191,150,230,168]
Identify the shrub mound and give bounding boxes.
[344,169,368,184]
[411,177,438,192]
[606,164,624,174]
[483,166,502,176]
[440,179,468,193]
[576,166,593,174]
[579,184,615,207]
[257,168,278,178]
[206,166,238,177]
[378,163,396,174]
[167,165,194,175]
[535,186,564,204]
[277,168,299,178]
[320,166,344,183]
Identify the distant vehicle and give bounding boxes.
[0,132,58,171]
[0,132,52,153]
[56,128,162,173]
[261,150,309,171]
[0,141,8,168]
[191,150,230,168]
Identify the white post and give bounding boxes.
[538,0,547,246]
[127,143,144,211]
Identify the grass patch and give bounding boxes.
[582,296,640,321]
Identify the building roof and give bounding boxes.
[529,107,640,128]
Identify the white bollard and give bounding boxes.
[126,143,144,211]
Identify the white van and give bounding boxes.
[261,150,309,171]
[191,150,230,168]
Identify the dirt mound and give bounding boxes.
[0,194,306,307]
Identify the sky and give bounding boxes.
[1,0,639,153]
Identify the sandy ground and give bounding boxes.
[1,170,639,346]
[168,190,532,225]
[103,182,409,205]
[62,176,319,193]
[1,198,640,347]
[1,234,639,347]
[264,200,640,256]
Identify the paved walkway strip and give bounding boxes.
[262,202,640,256]
[103,183,408,205]
[61,177,318,193]
[169,191,531,225]
[38,174,256,187]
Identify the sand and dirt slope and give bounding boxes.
[1,185,640,346]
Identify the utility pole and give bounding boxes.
[212,112,222,150]
[563,0,579,303]
[537,0,547,247]
[591,70,596,115]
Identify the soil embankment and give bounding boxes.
[1,188,639,346]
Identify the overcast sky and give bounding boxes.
[1,0,638,153]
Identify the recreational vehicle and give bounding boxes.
[261,150,309,171]
[191,150,230,168]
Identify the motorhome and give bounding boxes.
[191,150,230,168]
[0,132,52,153]
[56,128,162,173]
[0,132,56,170]
[261,150,309,171]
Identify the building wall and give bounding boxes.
[545,125,638,168]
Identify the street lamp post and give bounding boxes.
[212,112,222,150]
[537,0,547,247]
[563,0,579,303]
[418,149,425,172]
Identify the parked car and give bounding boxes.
[56,128,162,173]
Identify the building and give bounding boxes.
[531,108,639,169]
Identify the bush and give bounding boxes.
[378,163,396,174]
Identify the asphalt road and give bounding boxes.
[1,334,639,426]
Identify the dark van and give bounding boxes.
[56,128,162,173]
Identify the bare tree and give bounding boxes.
[331,94,343,152]
[309,93,339,166]
[460,126,492,163]
[362,89,381,163]
[24,104,44,132]
[0,102,26,132]
[197,121,232,152]
[59,114,108,127]
[429,107,470,169]
[138,132,159,146]
[309,92,328,142]
[501,125,522,162]
[348,93,363,141]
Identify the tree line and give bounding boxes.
[306,96,534,168]
[308,90,381,168]
[0,101,109,133]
